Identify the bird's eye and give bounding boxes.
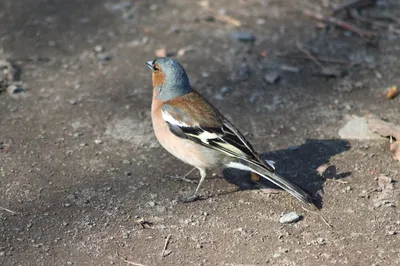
[153,65,159,71]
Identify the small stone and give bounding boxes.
[147,201,156,207]
[272,253,281,258]
[360,144,370,149]
[7,84,24,94]
[149,4,158,11]
[339,117,382,140]
[256,18,266,25]
[0,251,5,257]
[64,203,71,208]
[280,65,299,73]
[264,72,281,84]
[354,81,363,88]
[279,212,301,224]
[94,45,104,53]
[79,143,87,147]
[214,94,224,100]
[220,86,230,94]
[69,99,77,105]
[317,237,326,245]
[231,31,255,42]
[94,139,103,144]
[96,53,111,61]
[26,223,33,229]
[201,71,210,78]
[387,231,397,235]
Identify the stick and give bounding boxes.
[0,206,18,215]
[161,234,172,257]
[302,206,333,228]
[302,9,378,39]
[296,43,324,68]
[333,0,376,14]
[120,258,148,266]
[197,1,241,27]
[349,10,400,35]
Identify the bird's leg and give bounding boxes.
[180,168,207,203]
[194,168,207,195]
[169,167,197,183]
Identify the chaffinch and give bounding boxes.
[147,57,314,206]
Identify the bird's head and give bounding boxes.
[146,58,192,101]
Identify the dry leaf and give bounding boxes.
[387,85,398,100]
[155,48,167,57]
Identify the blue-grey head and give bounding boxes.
[146,58,192,101]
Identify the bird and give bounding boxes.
[147,57,314,206]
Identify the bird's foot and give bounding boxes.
[176,194,206,203]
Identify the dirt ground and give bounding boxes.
[1,0,400,265]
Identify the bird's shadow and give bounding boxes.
[221,139,351,209]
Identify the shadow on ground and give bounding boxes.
[222,138,351,208]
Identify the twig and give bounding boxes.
[302,206,333,228]
[161,234,172,258]
[197,1,241,27]
[120,258,148,266]
[378,14,400,25]
[363,188,380,196]
[276,53,350,65]
[296,43,324,68]
[333,0,376,14]
[302,9,378,39]
[0,206,18,215]
[349,10,400,35]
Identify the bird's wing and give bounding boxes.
[162,92,275,171]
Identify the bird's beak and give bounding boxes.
[146,61,153,70]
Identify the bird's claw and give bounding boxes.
[176,194,205,203]
[169,174,197,184]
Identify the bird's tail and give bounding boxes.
[226,161,314,207]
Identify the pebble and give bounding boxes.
[220,86,230,94]
[264,71,281,84]
[231,31,256,42]
[201,71,210,78]
[338,117,382,140]
[94,139,103,144]
[256,18,266,25]
[63,203,71,208]
[94,45,104,53]
[7,84,24,94]
[96,53,111,62]
[147,201,156,207]
[279,212,301,224]
[317,237,326,245]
